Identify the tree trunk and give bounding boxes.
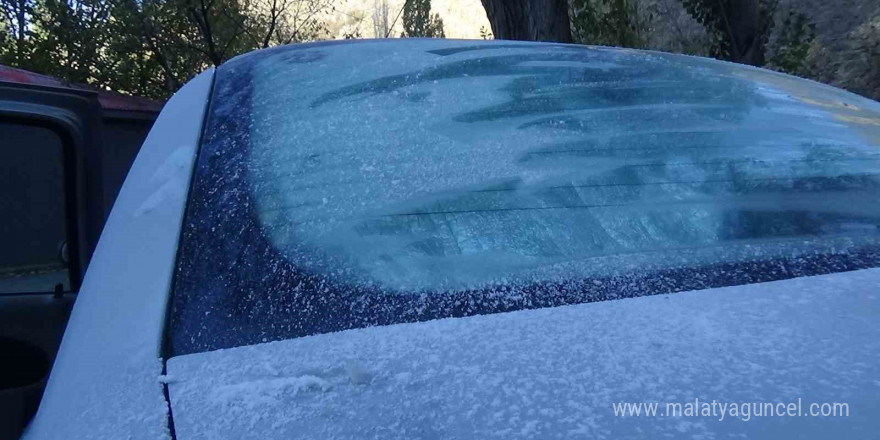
[188,0,223,66]
[480,0,572,43]
[135,0,181,93]
[261,0,278,48]
[15,0,27,63]
[731,0,764,66]
[720,0,764,66]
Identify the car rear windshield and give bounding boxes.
[167,40,880,356]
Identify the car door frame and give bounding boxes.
[0,81,104,293]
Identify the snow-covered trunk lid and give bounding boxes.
[166,269,880,439]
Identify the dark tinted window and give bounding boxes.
[0,122,70,294]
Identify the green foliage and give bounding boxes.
[0,0,37,67]
[401,0,444,38]
[30,0,114,84]
[766,10,815,75]
[105,0,204,98]
[479,25,492,40]
[0,20,14,63]
[0,0,332,98]
[570,0,653,48]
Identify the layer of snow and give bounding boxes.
[168,268,880,440]
[22,69,214,440]
[242,40,880,291]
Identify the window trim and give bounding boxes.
[0,105,89,295]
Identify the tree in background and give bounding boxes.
[0,0,332,98]
[252,0,330,47]
[108,0,194,95]
[175,0,254,66]
[650,0,710,55]
[0,0,36,67]
[3,0,873,102]
[479,0,572,43]
[680,0,775,66]
[570,0,654,48]
[373,0,389,38]
[337,8,366,39]
[401,0,444,38]
[29,0,114,84]
[765,8,815,75]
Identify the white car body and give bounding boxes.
[23,40,880,439]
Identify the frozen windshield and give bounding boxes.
[168,40,880,356]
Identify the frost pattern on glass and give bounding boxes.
[169,40,880,355]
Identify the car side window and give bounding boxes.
[0,121,71,294]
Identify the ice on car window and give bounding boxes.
[168,40,880,356]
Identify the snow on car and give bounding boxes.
[23,39,880,439]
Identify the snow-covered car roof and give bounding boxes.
[24,40,880,440]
